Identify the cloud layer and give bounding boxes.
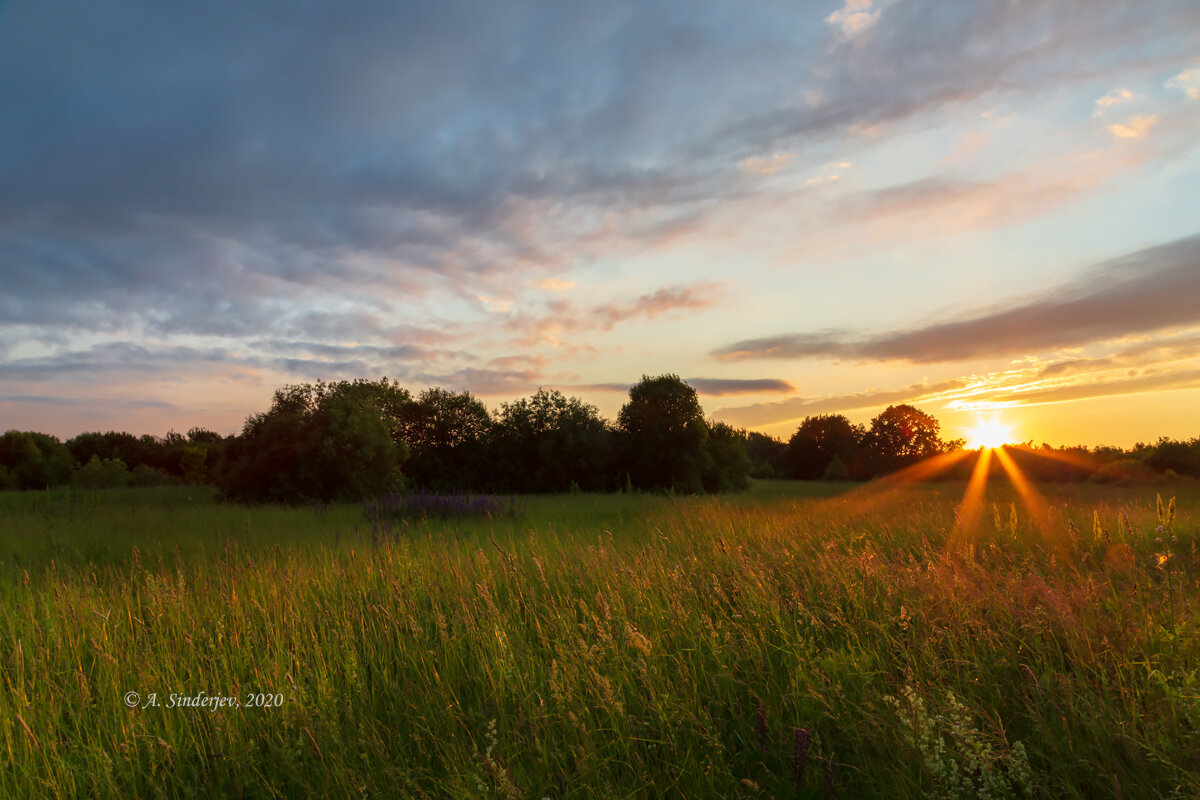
[3,0,1199,438]
[715,234,1200,365]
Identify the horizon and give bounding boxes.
[3,1,1199,450]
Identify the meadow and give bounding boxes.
[2,479,1198,799]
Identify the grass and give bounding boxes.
[1,479,1198,798]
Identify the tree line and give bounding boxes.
[2,375,1197,501]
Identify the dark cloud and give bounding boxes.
[686,378,795,396]
[715,379,969,428]
[714,0,1200,159]
[555,382,632,394]
[0,395,177,410]
[502,282,721,345]
[714,234,1200,364]
[591,284,721,330]
[996,368,1200,406]
[417,368,546,396]
[550,377,795,398]
[4,0,1196,342]
[0,343,249,380]
[0,340,423,385]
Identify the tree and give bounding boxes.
[218,379,409,503]
[784,414,864,480]
[75,455,132,489]
[489,389,612,493]
[617,375,711,493]
[859,404,949,477]
[0,431,74,489]
[743,431,787,478]
[1146,437,1200,479]
[702,422,752,492]
[401,388,492,491]
[179,446,208,485]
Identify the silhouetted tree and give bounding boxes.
[744,431,787,478]
[858,404,949,477]
[1146,437,1200,478]
[218,379,408,503]
[67,431,145,470]
[784,414,864,480]
[702,421,752,492]
[401,388,492,491]
[489,389,612,493]
[75,455,132,489]
[617,375,711,492]
[0,431,75,489]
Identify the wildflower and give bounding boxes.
[755,703,769,749]
[792,728,810,788]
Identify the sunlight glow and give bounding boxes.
[965,417,1014,450]
[950,447,992,544]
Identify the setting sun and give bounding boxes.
[965,417,1014,450]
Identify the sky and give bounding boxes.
[2,0,1199,448]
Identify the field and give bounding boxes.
[2,479,1199,799]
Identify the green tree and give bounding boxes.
[617,375,711,493]
[400,388,492,491]
[179,446,208,485]
[744,431,787,478]
[785,414,864,480]
[218,379,410,503]
[0,431,74,489]
[75,455,132,489]
[702,422,752,492]
[859,404,949,477]
[490,389,612,492]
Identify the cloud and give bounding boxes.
[555,382,632,394]
[0,395,178,410]
[4,0,1196,345]
[716,327,1200,428]
[716,379,968,428]
[504,282,721,347]
[685,378,795,396]
[478,295,514,313]
[714,233,1200,364]
[1093,87,1134,115]
[739,154,794,176]
[591,284,720,329]
[417,368,545,396]
[4,0,1200,437]
[825,0,880,37]
[537,278,577,292]
[1108,114,1159,138]
[1166,67,1200,99]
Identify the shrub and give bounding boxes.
[74,455,131,489]
[1088,458,1157,485]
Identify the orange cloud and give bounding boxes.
[1166,68,1200,100]
[1108,115,1158,139]
[1093,88,1134,116]
[826,0,880,36]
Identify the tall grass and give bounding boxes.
[1,480,1197,798]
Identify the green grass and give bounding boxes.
[2,479,1199,798]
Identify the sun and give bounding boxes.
[965,417,1014,450]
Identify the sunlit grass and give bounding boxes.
[1,480,1197,798]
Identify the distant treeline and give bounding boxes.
[2,375,1196,501]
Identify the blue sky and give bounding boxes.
[2,0,1199,446]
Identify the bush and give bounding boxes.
[1088,458,1158,485]
[74,456,131,489]
[130,463,176,487]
